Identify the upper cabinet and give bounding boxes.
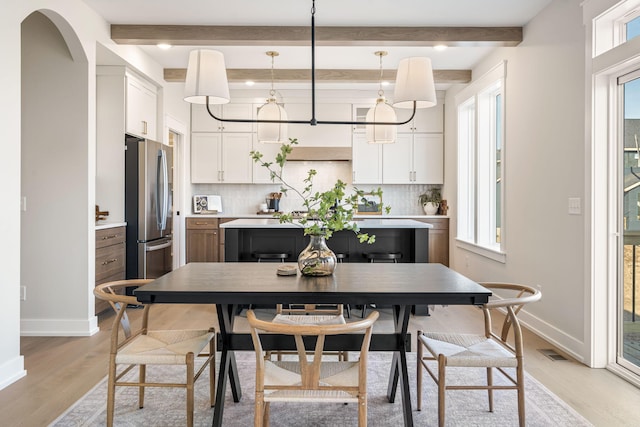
[191,103,255,133]
[191,132,254,183]
[395,103,444,133]
[352,134,382,184]
[382,133,443,184]
[125,72,158,140]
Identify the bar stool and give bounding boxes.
[365,252,402,263]
[252,252,289,262]
[334,253,351,318]
[361,252,402,317]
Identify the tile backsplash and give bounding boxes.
[191,161,439,215]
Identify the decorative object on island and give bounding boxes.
[251,138,390,276]
[419,187,442,215]
[182,0,437,134]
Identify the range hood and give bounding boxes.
[286,147,352,161]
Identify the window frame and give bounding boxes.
[455,61,507,263]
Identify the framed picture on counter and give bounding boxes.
[356,193,382,215]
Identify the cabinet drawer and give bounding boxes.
[96,243,126,281]
[422,218,449,230]
[186,217,219,229]
[96,227,126,249]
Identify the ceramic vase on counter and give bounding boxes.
[298,234,337,276]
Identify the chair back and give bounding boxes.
[94,279,154,349]
[247,310,379,389]
[479,282,541,356]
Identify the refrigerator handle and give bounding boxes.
[156,149,169,231]
[146,240,172,252]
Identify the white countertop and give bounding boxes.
[220,218,433,229]
[95,222,126,230]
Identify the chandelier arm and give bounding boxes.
[310,0,317,126]
[207,97,416,126]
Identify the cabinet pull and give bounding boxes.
[101,234,119,240]
[142,120,148,135]
[195,222,209,225]
[102,258,118,266]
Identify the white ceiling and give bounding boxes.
[84,0,553,90]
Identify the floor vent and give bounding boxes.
[538,349,568,361]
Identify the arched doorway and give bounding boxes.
[21,11,94,335]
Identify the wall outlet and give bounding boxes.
[20,286,26,301]
[568,197,581,215]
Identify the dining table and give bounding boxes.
[134,262,491,427]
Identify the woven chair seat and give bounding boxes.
[273,314,346,326]
[117,329,215,365]
[419,332,517,368]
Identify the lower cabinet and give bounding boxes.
[415,217,449,266]
[95,226,126,314]
[186,217,220,262]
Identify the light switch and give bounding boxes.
[568,197,581,215]
[21,196,27,212]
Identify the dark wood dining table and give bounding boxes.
[135,262,491,427]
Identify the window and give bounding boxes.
[456,62,506,262]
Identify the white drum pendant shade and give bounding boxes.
[184,49,231,105]
[257,99,288,143]
[366,98,397,144]
[393,57,437,109]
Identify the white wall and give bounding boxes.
[0,0,165,390]
[446,0,588,361]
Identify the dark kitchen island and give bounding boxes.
[220,218,433,263]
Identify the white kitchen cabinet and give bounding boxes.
[382,133,443,184]
[125,72,157,140]
[352,134,382,184]
[191,103,255,133]
[352,102,443,134]
[395,103,443,133]
[191,132,254,183]
[284,103,352,146]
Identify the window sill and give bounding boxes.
[455,239,506,263]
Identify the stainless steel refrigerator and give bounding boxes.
[125,135,173,279]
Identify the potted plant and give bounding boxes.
[251,138,389,276]
[419,187,442,215]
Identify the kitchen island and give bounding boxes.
[220,218,432,263]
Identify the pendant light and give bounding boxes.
[183,0,437,128]
[366,51,397,144]
[257,51,288,143]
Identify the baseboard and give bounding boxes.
[20,315,99,337]
[0,355,26,391]
[518,309,586,364]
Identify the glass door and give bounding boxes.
[619,69,640,374]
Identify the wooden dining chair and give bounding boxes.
[268,304,348,360]
[416,282,541,427]
[247,309,379,427]
[94,279,216,427]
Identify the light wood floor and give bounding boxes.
[1,304,640,426]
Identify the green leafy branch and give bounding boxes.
[250,138,390,244]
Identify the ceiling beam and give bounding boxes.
[112,25,522,47]
[163,68,471,84]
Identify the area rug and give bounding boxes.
[51,352,592,426]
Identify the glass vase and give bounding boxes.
[297,234,337,276]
